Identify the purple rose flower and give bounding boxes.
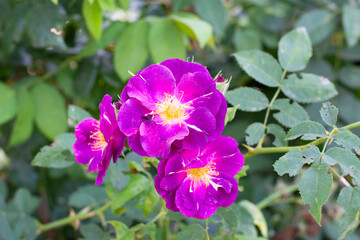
[73,94,126,185]
[118,59,227,158]
[154,136,244,219]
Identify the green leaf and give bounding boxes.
[322,147,360,185]
[225,105,238,126]
[273,145,320,176]
[68,105,92,128]
[172,0,194,12]
[337,186,360,230]
[338,65,360,89]
[272,98,309,128]
[31,82,67,140]
[80,223,107,240]
[32,133,76,168]
[9,88,34,146]
[170,13,212,48]
[295,9,335,45]
[79,21,125,57]
[299,163,332,225]
[0,82,17,125]
[75,58,99,97]
[117,0,130,9]
[282,73,337,103]
[286,121,326,140]
[233,29,262,52]
[342,5,360,47]
[234,50,281,87]
[226,87,269,112]
[83,0,102,40]
[109,221,134,240]
[333,129,360,155]
[245,122,264,146]
[0,180,7,200]
[109,174,150,213]
[148,19,186,63]
[267,123,287,147]
[238,200,268,238]
[56,68,75,98]
[176,224,205,240]
[98,0,117,11]
[278,27,312,72]
[25,3,67,50]
[143,185,160,217]
[320,102,338,127]
[103,160,130,191]
[14,188,40,214]
[69,185,108,208]
[114,21,149,81]
[194,0,227,36]
[141,223,156,239]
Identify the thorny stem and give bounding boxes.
[244,121,360,160]
[257,70,287,148]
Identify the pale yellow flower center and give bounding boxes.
[155,93,192,125]
[88,122,107,151]
[186,162,219,189]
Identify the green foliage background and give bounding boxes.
[0,0,360,239]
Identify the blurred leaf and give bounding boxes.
[75,57,99,97]
[322,147,360,185]
[172,0,194,12]
[141,223,156,239]
[68,105,92,128]
[0,82,17,125]
[79,21,125,57]
[69,185,108,208]
[25,3,67,50]
[239,200,268,238]
[32,133,76,168]
[0,180,7,200]
[225,105,238,126]
[31,82,67,140]
[117,0,130,9]
[337,186,360,231]
[194,0,227,36]
[338,213,360,240]
[299,163,332,225]
[103,160,130,191]
[295,9,335,45]
[0,215,15,240]
[319,102,338,127]
[109,174,150,213]
[16,216,38,240]
[273,145,320,176]
[272,98,309,128]
[171,13,212,48]
[143,185,160,217]
[56,68,75,98]
[333,129,360,155]
[336,88,360,124]
[234,50,281,87]
[9,88,34,146]
[245,122,264,146]
[340,45,360,61]
[233,29,262,52]
[342,4,360,47]
[109,221,134,240]
[267,123,287,147]
[226,87,269,112]
[278,27,312,72]
[282,73,337,103]
[176,224,205,240]
[149,19,186,63]
[80,223,106,240]
[304,59,334,81]
[83,0,102,40]
[14,188,40,214]
[338,65,360,89]
[286,121,326,140]
[98,0,117,11]
[114,21,149,81]
[235,165,249,181]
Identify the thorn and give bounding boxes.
[128,70,135,77]
[242,144,255,153]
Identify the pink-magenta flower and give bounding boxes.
[73,94,126,185]
[154,136,244,219]
[118,59,227,158]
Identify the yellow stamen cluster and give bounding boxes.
[186,162,219,187]
[88,122,107,152]
[155,93,192,125]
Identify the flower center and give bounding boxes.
[89,122,108,152]
[186,162,219,188]
[155,93,192,125]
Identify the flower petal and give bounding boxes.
[186,107,216,136]
[161,59,210,85]
[208,92,227,141]
[118,99,149,136]
[99,94,117,141]
[206,172,239,208]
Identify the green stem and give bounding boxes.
[257,184,298,210]
[257,70,287,148]
[38,201,112,233]
[244,121,360,160]
[205,219,210,240]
